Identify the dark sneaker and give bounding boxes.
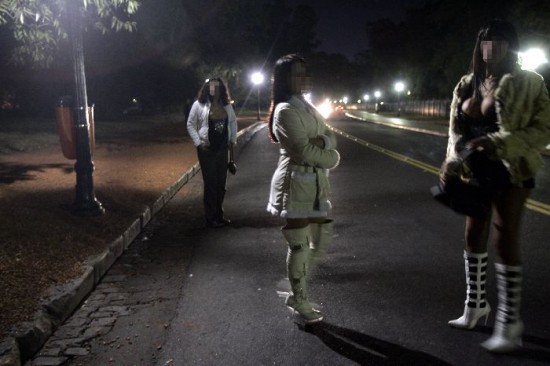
[218,217,231,225]
[206,220,225,228]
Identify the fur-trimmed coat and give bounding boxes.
[444,69,550,185]
[267,96,340,218]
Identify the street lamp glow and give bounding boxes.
[394,81,405,93]
[394,82,405,117]
[363,94,370,101]
[251,71,265,85]
[374,91,381,99]
[250,71,265,120]
[519,48,547,71]
[342,96,349,104]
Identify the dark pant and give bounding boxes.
[197,146,228,223]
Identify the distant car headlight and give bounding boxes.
[316,101,333,118]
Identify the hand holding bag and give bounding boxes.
[228,143,237,175]
[431,148,490,218]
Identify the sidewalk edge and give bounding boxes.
[0,121,267,366]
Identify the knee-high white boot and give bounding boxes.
[481,263,523,353]
[449,251,491,329]
[308,220,333,276]
[283,226,323,324]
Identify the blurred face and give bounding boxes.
[481,38,509,65]
[209,80,220,97]
[290,62,312,94]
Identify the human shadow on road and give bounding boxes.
[0,162,72,184]
[299,322,451,365]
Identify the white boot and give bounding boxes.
[481,263,523,353]
[308,220,333,276]
[449,251,491,329]
[283,226,323,324]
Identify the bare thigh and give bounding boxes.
[490,188,530,265]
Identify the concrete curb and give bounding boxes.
[0,121,266,366]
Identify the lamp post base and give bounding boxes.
[72,199,105,217]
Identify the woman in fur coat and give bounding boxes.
[441,19,550,353]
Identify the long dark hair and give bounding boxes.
[268,54,306,142]
[470,19,520,101]
[197,77,231,105]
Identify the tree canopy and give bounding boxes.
[0,0,139,67]
[363,0,550,99]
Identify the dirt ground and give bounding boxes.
[0,114,199,339]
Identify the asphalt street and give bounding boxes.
[31,116,550,366]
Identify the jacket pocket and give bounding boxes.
[289,170,317,204]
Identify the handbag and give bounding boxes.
[227,144,237,175]
[431,148,490,218]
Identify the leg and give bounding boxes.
[491,188,530,265]
[214,147,229,222]
[448,250,490,329]
[465,215,491,254]
[449,214,492,329]
[308,217,333,277]
[482,188,529,353]
[197,147,219,226]
[283,218,322,324]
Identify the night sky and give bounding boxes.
[289,0,426,58]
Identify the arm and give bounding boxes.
[226,104,238,145]
[275,107,340,169]
[489,74,550,159]
[440,80,467,182]
[186,102,202,147]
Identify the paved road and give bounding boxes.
[31,116,550,365]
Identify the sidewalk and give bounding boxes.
[0,116,264,365]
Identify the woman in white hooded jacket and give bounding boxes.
[187,78,237,228]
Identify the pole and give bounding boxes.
[69,1,104,216]
[256,87,261,120]
[397,93,401,117]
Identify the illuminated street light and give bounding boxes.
[363,94,370,101]
[519,48,548,71]
[250,71,265,120]
[394,81,405,117]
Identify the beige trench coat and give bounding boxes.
[267,96,340,218]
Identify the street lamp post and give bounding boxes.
[394,81,405,117]
[374,90,381,113]
[363,94,369,111]
[251,72,265,120]
[69,1,104,216]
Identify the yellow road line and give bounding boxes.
[330,125,550,216]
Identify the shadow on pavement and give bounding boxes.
[299,322,451,365]
[0,162,72,184]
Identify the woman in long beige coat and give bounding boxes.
[267,54,340,324]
